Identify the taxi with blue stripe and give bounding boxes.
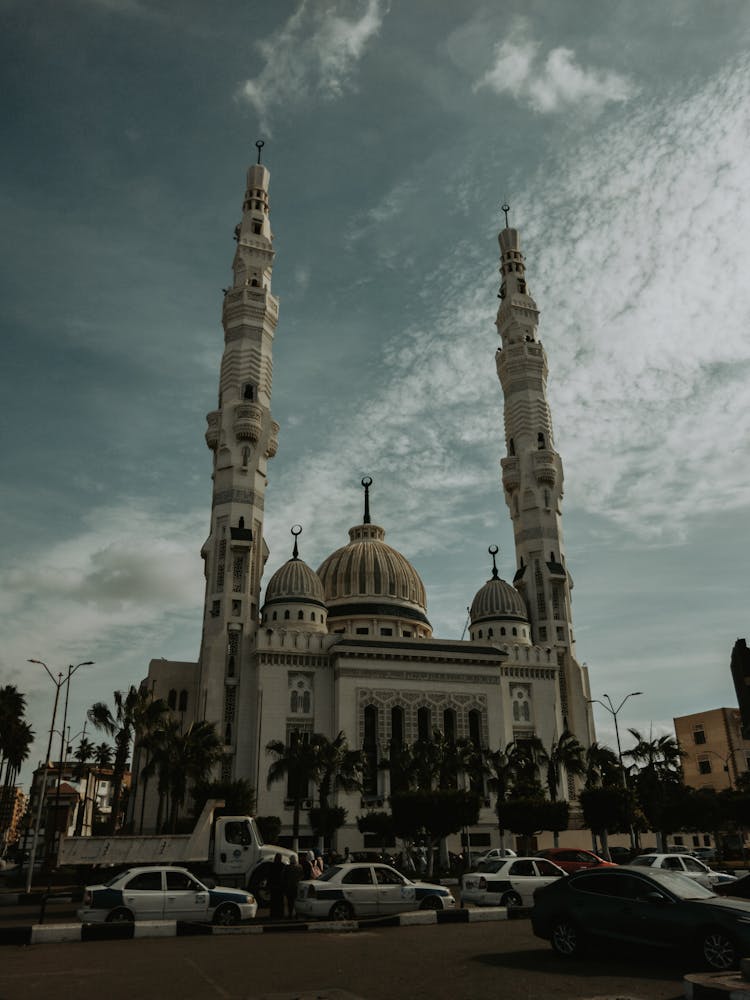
[77,865,257,924]
[461,856,566,908]
[295,862,455,920]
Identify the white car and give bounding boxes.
[629,853,736,889]
[461,856,566,908]
[475,847,517,862]
[295,862,456,920]
[77,865,258,924]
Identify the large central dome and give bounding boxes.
[316,479,431,638]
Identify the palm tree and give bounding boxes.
[0,713,33,841]
[266,732,319,851]
[487,742,525,853]
[541,729,586,847]
[93,742,114,768]
[625,728,685,852]
[72,737,96,836]
[88,686,165,834]
[166,720,222,832]
[584,741,622,790]
[309,731,363,848]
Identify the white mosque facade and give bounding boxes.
[136,156,595,850]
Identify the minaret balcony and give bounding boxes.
[205,411,220,451]
[266,420,280,458]
[501,456,520,491]
[533,450,558,484]
[234,403,263,441]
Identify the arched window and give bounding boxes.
[284,610,290,620]
[290,690,298,712]
[168,689,177,710]
[310,612,316,621]
[298,610,304,620]
[537,432,546,450]
[512,627,517,636]
[468,709,481,747]
[443,708,456,745]
[488,628,493,638]
[500,627,506,636]
[417,706,431,742]
[178,690,188,712]
[391,706,404,747]
[272,611,277,621]
[302,690,310,713]
[509,438,515,457]
[363,705,378,796]
[478,629,483,639]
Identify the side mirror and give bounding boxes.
[641,891,669,906]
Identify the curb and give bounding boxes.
[0,907,508,946]
[684,972,750,999]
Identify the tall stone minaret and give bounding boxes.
[495,213,592,741]
[198,144,280,780]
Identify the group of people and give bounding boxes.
[268,849,325,920]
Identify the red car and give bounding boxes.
[536,848,616,873]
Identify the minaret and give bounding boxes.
[198,142,280,779]
[494,209,591,738]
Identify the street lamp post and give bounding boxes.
[587,691,642,851]
[49,661,94,863]
[25,659,93,893]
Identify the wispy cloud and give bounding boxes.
[475,20,636,114]
[237,0,388,132]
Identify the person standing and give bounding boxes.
[283,853,303,918]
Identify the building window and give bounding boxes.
[242,383,254,401]
[468,709,481,747]
[556,627,564,641]
[537,433,545,449]
[500,627,506,636]
[272,611,277,620]
[380,627,393,636]
[168,689,177,710]
[298,610,304,620]
[488,628,493,638]
[363,705,378,796]
[356,627,369,635]
[391,706,404,747]
[417,707,431,742]
[211,600,220,617]
[178,690,188,712]
[512,627,517,636]
[310,612,316,621]
[698,759,712,775]
[443,708,456,744]
[402,630,412,638]
[693,727,706,745]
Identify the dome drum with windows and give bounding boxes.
[469,546,531,645]
[316,478,432,640]
[261,526,328,634]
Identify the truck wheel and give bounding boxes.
[249,864,273,909]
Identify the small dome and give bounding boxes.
[265,557,325,607]
[469,546,529,628]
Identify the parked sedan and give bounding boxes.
[78,866,257,925]
[461,856,566,908]
[295,862,455,920]
[629,853,737,889]
[536,847,616,873]
[532,865,750,971]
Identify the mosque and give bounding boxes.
[135,151,595,850]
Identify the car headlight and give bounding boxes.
[245,894,255,904]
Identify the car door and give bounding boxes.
[682,855,714,888]
[612,873,687,948]
[373,865,416,914]
[122,869,165,919]
[163,869,210,921]
[533,860,566,898]
[340,865,379,916]
[506,859,539,905]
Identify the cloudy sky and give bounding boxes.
[3,0,750,787]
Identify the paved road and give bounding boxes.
[0,918,687,1000]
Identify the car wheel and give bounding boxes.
[550,918,583,957]
[248,864,272,909]
[213,902,241,926]
[105,907,134,923]
[500,891,522,909]
[419,894,442,911]
[329,900,354,921]
[701,928,738,971]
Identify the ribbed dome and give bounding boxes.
[470,577,528,624]
[264,557,325,606]
[318,523,427,610]
[469,546,529,627]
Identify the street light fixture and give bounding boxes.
[586,691,642,851]
[25,659,94,893]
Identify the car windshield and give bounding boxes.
[638,868,716,899]
[104,869,131,886]
[316,866,343,882]
[630,855,656,866]
[475,860,505,873]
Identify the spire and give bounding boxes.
[291,524,302,560]
[489,544,500,580]
[361,476,372,524]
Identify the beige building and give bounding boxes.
[674,707,750,791]
[139,155,596,849]
[0,787,27,849]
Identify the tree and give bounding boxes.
[540,729,586,846]
[584,741,622,790]
[266,732,318,850]
[93,742,114,768]
[0,687,33,844]
[390,789,481,876]
[192,779,256,819]
[487,742,529,852]
[579,786,634,858]
[88,686,167,834]
[625,729,685,852]
[72,737,96,836]
[165,720,222,832]
[309,732,363,847]
[357,810,395,856]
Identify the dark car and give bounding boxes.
[536,847,616,873]
[532,865,750,971]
